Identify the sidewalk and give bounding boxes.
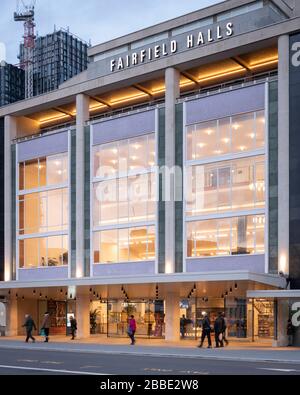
[0,336,299,364]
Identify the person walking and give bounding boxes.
[214,312,225,348]
[198,313,212,349]
[41,312,51,343]
[180,315,187,339]
[287,319,294,347]
[22,314,36,343]
[128,315,137,345]
[222,312,229,346]
[70,316,77,340]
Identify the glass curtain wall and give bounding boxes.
[186,110,266,259]
[18,153,69,269]
[92,133,156,264]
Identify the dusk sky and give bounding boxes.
[0,0,223,64]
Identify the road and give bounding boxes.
[0,347,299,375]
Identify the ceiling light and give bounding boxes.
[232,124,240,130]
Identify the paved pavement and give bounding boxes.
[0,336,300,364]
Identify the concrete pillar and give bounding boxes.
[75,94,89,278]
[4,116,17,282]
[165,290,180,341]
[5,298,18,337]
[76,294,90,339]
[164,67,180,274]
[278,35,290,276]
[273,299,289,347]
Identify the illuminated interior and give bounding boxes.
[24,46,278,129]
[18,152,69,269]
[187,215,265,257]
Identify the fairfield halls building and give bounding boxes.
[0,0,300,346]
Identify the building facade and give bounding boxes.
[0,62,25,107]
[19,28,89,96]
[0,0,300,345]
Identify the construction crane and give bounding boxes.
[14,0,36,99]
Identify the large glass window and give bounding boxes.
[94,226,156,264]
[93,134,155,178]
[186,111,265,161]
[93,174,155,227]
[187,215,265,258]
[19,235,68,269]
[186,156,265,216]
[18,151,69,270]
[19,153,68,191]
[93,132,156,265]
[19,189,68,235]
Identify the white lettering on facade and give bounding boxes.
[132,52,138,65]
[226,22,233,36]
[187,34,194,48]
[292,302,300,327]
[117,57,124,70]
[291,42,300,67]
[110,59,116,72]
[140,49,146,63]
[109,23,234,72]
[170,40,177,54]
[217,26,223,39]
[197,32,204,45]
[154,45,160,58]
[162,43,168,56]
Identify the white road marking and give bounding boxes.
[17,359,38,363]
[0,364,108,375]
[258,368,298,373]
[41,361,63,365]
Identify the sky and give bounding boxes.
[0,0,223,64]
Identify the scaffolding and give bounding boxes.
[14,0,36,99]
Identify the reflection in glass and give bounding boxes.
[186,111,265,161]
[187,215,265,258]
[186,156,265,216]
[19,235,68,269]
[19,153,68,191]
[95,226,156,264]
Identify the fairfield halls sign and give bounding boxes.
[110,22,234,73]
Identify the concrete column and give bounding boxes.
[5,298,18,337]
[273,299,289,347]
[76,294,90,339]
[165,67,180,274]
[75,94,89,278]
[4,116,17,282]
[278,35,290,276]
[165,290,180,341]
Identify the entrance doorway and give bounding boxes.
[38,300,75,336]
[91,300,165,339]
[247,299,275,340]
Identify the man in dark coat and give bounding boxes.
[70,316,77,340]
[23,314,37,343]
[214,312,226,348]
[198,313,212,348]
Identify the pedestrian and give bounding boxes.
[41,311,51,343]
[287,319,294,347]
[198,313,212,349]
[128,315,137,345]
[70,316,77,340]
[180,315,187,339]
[22,314,36,343]
[222,312,229,346]
[214,312,225,348]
